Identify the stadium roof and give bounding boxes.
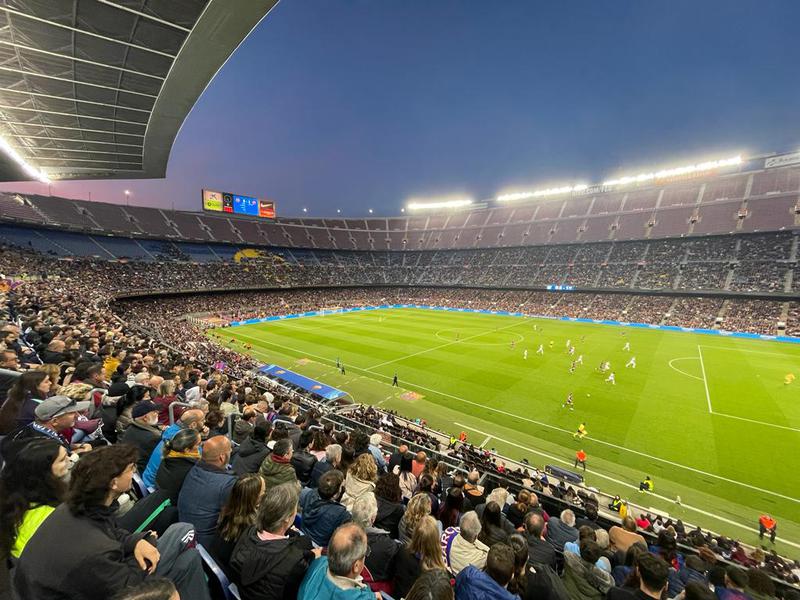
[0,0,276,182]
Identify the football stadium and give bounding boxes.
[0,2,798,600]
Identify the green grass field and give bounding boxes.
[210,308,800,557]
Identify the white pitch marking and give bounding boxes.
[667,357,704,382]
[711,411,800,433]
[453,422,800,551]
[229,332,799,504]
[697,345,713,413]
[479,435,492,447]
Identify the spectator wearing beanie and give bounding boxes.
[119,400,162,472]
[259,438,298,487]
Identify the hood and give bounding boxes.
[262,455,292,476]
[564,551,614,595]
[238,437,267,458]
[236,532,301,586]
[234,419,253,435]
[457,566,516,600]
[344,473,375,498]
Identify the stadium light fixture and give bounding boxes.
[497,184,588,203]
[302,207,307,213]
[406,198,473,211]
[0,135,50,183]
[368,208,373,214]
[603,155,742,187]
[336,209,341,214]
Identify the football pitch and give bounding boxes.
[211,308,800,556]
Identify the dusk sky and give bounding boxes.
[1,1,799,217]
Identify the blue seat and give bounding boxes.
[131,472,150,498]
[197,544,241,600]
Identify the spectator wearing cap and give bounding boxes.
[299,470,351,547]
[1,395,93,457]
[297,522,375,600]
[119,400,162,472]
[259,438,298,487]
[177,435,236,546]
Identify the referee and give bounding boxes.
[574,449,587,471]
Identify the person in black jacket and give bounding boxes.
[351,492,399,585]
[374,472,405,540]
[290,430,318,486]
[118,401,162,472]
[154,429,201,502]
[13,444,210,600]
[232,420,272,475]
[524,511,556,569]
[308,443,341,488]
[229,482,321,600]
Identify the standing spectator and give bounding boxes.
[177,435,236,546]
[291,430,318,486]
[309,443,342,487]
[0,439,68,559]
[341,453,378,512]
[210,473,265,571]
[397,453,418,501]
[232,407,257,444]
[119,400,162,472]
[351,494,399,589]
[398,493,432,546]
[441,511,489,575]
[155,428,201,502]
[230,482,320,600]
[13,444,210,600]
[412,451,427,478]
[524,512,556,569]
[546,509,579,552]
[563,540,616,600]
[299,469,351,547]
[259,439,297,487]
[297,522,375,600]
[374,472,405,539]
[454,542,518,600]
[232,420,272,475]
[394,515,447,599]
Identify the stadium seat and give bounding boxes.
[197,544,241,600]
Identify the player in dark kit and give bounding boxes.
[392,373,398,386]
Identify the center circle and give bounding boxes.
[435,328,525,346]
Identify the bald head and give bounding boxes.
[149,375,164,390]
[201,435,232,468]
[180,409,205,430]
[328,523,368,579]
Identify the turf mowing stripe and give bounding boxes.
[697,345,713,413]
[227,330,799,505]
[454,422,800,551]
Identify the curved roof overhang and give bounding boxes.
[0,0,277,182]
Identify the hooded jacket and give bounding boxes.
[340,473,376,513]
[232,419,254,445]
[298,557,375,600]
[119,420,162,471]
[259,454,298,487]
[229,528,315,600]
[232,437,270,475]
[454,565,518,600]
[291,449,318,486]
[562,550,616,600]
[155,451,199,502]
[299,487,351,547]
[177,461,236,546]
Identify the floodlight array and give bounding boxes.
[0,135,50,183]
[406,198,473,211]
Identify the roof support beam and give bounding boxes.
[95,0,191,33]
[0,7,177,58]
[0,86,151,113]
[0,104,147,126]
[24,146,142,157]
[0,66,158,98]
[7,134,142,148]
[28,156,142,165]
[0,120,144,137]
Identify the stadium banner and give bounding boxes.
[258,364,348,401]
[227,305,800,345]
[764,151,800,169]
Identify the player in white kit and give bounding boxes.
[523,349,528,360]
[626,356,636,368]
[536,344,544,355]
[623,341,631,351]
[605,372,616,384]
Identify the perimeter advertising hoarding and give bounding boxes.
[202,189,275,219]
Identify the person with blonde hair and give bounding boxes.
[341,453,378,512]
[394,515,446,599]
[398,492,432,545]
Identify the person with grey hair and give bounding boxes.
[367,433,387,474]
[545,508,579,552]
[441,510,490,575]
[298,522,376,600]
[230,483,321,600]
[309,443,342,488]
[351,494,398,586]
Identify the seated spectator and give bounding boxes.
[152,380,180,427]
[399,492,432,546]
[563,540,616,600]
[668,555,709,598]
[439,486,465,530]
[110,577,179,600]
[398,452,417,501]
[13,444,210,600]
[684,581,717,600]
[507,533,531,598]
[609,516,647,553]
[545,508,578,552]
[374,472,405,539]
[716,566,755,600]
[351,494,399,589]
[455,542,518,600]
[119,400,162,472]
[612,541,648,588]
[404,569,454,600]
[367,433,387,473]
[291,430,318,486]
[155,428,201,502]
[477,501,510,547]
[462,470,486,511]
[2,395,93,457]
[0,370,51,434]
[259,438,297,487]
[232,407,257,444]
[177,435,236,546]
[576,500,602,531]
[441,510,489,575]
[505,489,531,529]
[394,515,447,599]
[233,420,272,475]
[210,473,265,571]
[299,469,351,547]
[744,569,776,600]
[0,439,68,559]
[230,482,321,600]
[609,552,670,600]
[297,522,376,600]
[417,472,441,515]
[566,526,611,572]
[309,443,342,488]
[142,408,205,488]
[342,453,378,512]
[524,511,556,568]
